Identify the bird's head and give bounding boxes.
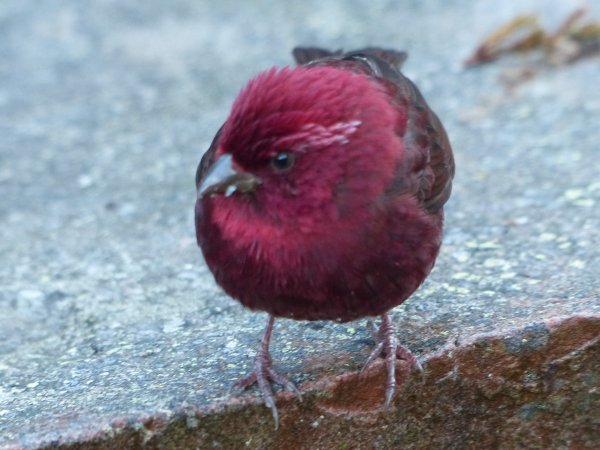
[197,65,405,239]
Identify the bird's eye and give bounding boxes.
[270,151,295,172]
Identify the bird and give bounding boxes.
[195,46,455,427]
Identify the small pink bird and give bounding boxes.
[195,47,454,426]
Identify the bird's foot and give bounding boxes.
[362,314,422,408]
[231,316,300,429]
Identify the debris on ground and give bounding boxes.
[465,6,600,67]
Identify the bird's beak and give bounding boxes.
[198,153,262,199]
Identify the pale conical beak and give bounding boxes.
[198,154,262,199]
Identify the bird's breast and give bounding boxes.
[196,194,443,322]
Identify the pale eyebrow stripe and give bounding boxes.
[274,120,362,151]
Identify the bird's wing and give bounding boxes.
[386,68,455,213]
[294,47,455,214]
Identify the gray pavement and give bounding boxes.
[1,0,599,448]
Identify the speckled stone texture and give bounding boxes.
[1,0,599,449]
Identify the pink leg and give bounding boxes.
[232,315,301,428]
[362,313,423,408]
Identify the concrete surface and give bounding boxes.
[1,0,599,448]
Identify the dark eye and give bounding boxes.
[270,151,295,172]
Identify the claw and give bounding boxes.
[230,316,300,429]
[363,313,421,408]
[361,341,385,373]
[231,371,257,392]
[414,358,424,374]
[267,367,303,399]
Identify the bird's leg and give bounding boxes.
[232,315,301,428]
[362,313,423,408]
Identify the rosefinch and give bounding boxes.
[195,47,455,427]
